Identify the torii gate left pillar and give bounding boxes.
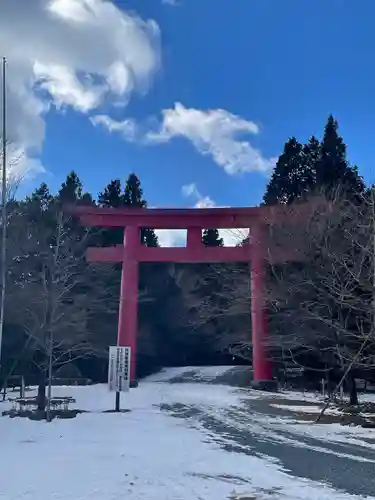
[118,225,139,384]
[73,206,298,390]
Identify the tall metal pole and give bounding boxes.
[0,57,7,368]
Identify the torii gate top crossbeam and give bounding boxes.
[72,203,319,230]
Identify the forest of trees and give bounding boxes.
[1,114,374,405]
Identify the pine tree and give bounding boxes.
[58,171,94,208]
[123,173,158,247]
[58,171,82,203]
[304,136,320,167]
[26,183,53,212]
[98,179,122,208]
[23,183,57,236]
[263,137,305,205]
[97,174,159,247]
[302,136,320,185]
[316,115,346,187]
[143,228,159,247]
[316,115,365,198]
[202,229,224,247]
[123,173,146,208]
[97,180,124,245]
[264,116,365,206]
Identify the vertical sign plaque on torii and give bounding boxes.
[108,346,131,392]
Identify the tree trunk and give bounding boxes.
[37,368,47,412]
[348,373,358,406]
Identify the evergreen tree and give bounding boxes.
[123,173,146,208]
[80,192,95,206]
[263,137,305,205]
[97,174,159,247]
[58,171,82,203]
[98,179,122,208]
[97,179,124,245]
[26,183,53,213]
[202,229,224,247]
[58,171,94,216]
[316,115,365,198]
[264,116,365,206]
[22,183,57,242]
[316,115,346,187]
[302,136,320,186]
[303,136,320,167]
[123,173,158,247]
[143,228,159,247]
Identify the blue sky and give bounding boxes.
[3,0,375,213]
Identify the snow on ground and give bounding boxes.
[226,388,328,404]
[356,392,375,404]
[1,372,373,500]
[275,417,375,453]
[275,390,326,402]
[273,389,375,406]
[270,403,375,418]
[145,369,375,462]
[270,403,341,415]
[247,396,375,455]
[199,403,375,464]
[268,402,372,417]
[145,365,236,382]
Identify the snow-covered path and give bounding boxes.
[1,369,374,500]
[163,391,375,498]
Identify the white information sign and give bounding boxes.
[108,346,131,392]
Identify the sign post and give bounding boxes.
[108,346,131,412]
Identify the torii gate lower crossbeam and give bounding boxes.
[73,204,316,389]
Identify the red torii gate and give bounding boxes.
[73,203,314,388]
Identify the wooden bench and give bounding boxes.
[48,397,76,411]
[9,396,76,412]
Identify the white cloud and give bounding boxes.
[1,145,46,190]
[155,183,248,247]
[91,115,138,142]
[181,182,216,209]
[91,103,276,176]
[162,0,180,5]
[155,229,187,247]
[0,0,160,178]
[34,62,105,113]
[182,183,248,246]
[146,103,276,175]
